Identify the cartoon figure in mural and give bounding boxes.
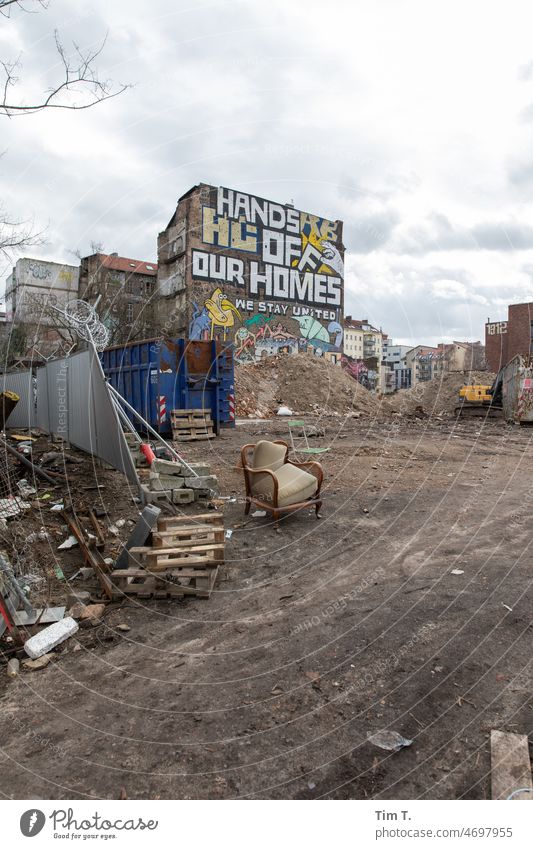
[188,301,211,340]
[327,320,343,348]
[204,287,242,340]
[292,315,344,355]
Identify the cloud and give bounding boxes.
[2,0,533,347]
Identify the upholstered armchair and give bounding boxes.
[240,439,323,526]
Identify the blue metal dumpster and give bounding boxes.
[100,339,235,435]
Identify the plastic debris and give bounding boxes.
[252,510,267,517]
[50,503,64,512]
[7,658,20,678]
[277,406,293,416]
[225,529,233,539]
[17,479,37,497]
[24,617,79,659]
[450,569,464,575]
[367,730,413,752]
[57,535,78,550]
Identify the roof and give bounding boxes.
[95,254,157,276]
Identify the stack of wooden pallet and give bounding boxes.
[110,513,223,599]
[171,408,214,442]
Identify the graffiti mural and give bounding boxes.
[187,186,344,361]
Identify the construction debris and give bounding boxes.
[6,658,19,678]
[24,617,79,659]
[111,512,224,600]
[235,353,383,418]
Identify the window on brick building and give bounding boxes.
[127,302,134,322]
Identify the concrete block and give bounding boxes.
[24,617,79,659]
[184,463,211,476]
[151,458,185,476]
[150,473,185,491]
[140,485,172,505]
[182,475,218,491]
[172,488,194,505]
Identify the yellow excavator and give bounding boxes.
[454,372,503,418]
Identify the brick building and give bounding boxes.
[79,253,158,345]
[485,302,533,372]
[342,316,384,390]
[156,183,345,364]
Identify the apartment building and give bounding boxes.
[343,316,384,391]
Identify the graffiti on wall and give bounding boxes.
[192,187,344,309]
[189,287,344,362]
[188,187,344,360]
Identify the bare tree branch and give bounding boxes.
[0,0,48,18]
[0,206,45,259]
[1,30,130,116]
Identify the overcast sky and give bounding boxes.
[2,0,533,345]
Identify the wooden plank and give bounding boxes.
[144,542,225,556]
[491,730,533,800]
[142,555,217,571]
[112,568,213,579]
[153,532,217,549]
[171,408,211,416]
[157,513,223,530]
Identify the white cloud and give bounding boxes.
[2,0,533,341]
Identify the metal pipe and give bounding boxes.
[107,383,198,476]
[0,437,63,485]
[112,398,142,444]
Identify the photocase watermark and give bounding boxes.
[291,565,386,634]
[19,807,159,839]
[20,809,46,837]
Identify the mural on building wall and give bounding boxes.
[189,289,343,363]
[189,186,344,361]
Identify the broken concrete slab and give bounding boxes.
[182,475,218,491]
[149,472,185,491]
[151,458,186,476]
[24,617,79,659]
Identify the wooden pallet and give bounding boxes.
[110,513,223,600]
[171,408,214,441]
[110,565,218,599]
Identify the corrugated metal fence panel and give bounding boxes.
[0,370,36,429]
[66,350,96,454]
[45,357,69,439]
[1,352,138,486]
[85,349,138,485]
[35,367,49,431]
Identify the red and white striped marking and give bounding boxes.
[228,389,235,422]
[158,395,167,424]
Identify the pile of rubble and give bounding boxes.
[124,433,218,504]
[235,353,385,418]
[387,371,496,418]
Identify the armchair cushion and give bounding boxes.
[275,464,319,507]
[252,440,286,471]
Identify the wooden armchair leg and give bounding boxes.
[244,500,251,515]
[315,501,322,519]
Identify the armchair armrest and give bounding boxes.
[241,464,279,504]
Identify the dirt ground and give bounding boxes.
[0,411,532,800]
